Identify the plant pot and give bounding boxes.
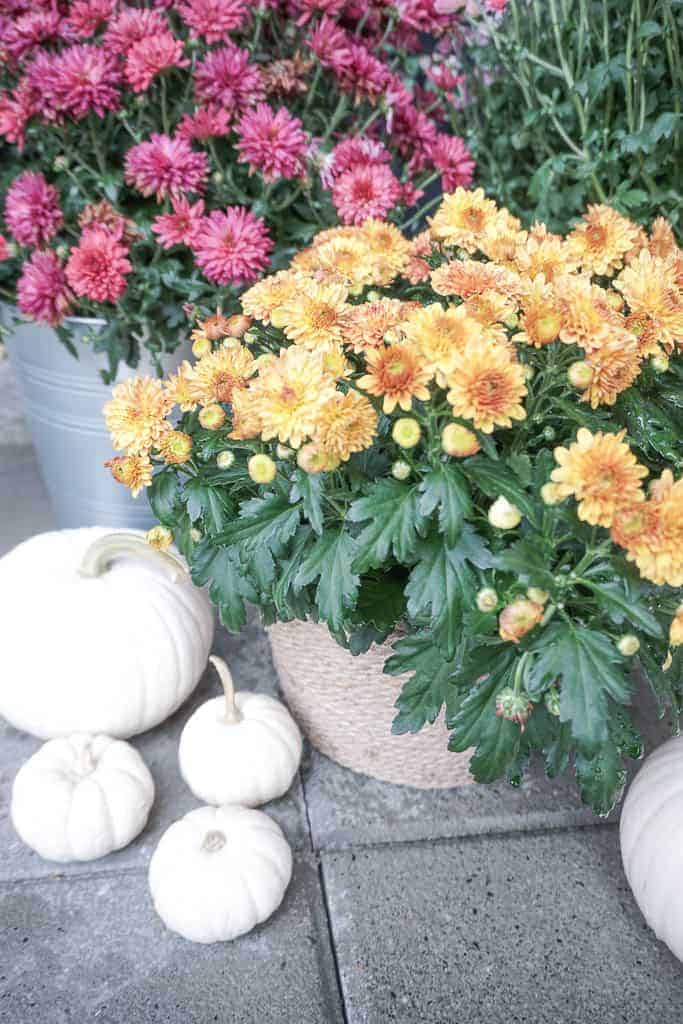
[267,620,473,789]
[1,308,190,530]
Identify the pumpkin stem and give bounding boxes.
[78,532,189,583]
[202,830,227,853]
[210,656,243,724]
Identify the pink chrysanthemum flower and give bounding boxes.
[66,0,117,38]
[17,250,73,326]
[0,84,37,149]
[2,9,62,62]
[65,225,132,304]
[192,208,273,286]
[125,31,189,93]
[392,103,439,172]
[0,235,10,261]
[42,44,121,120]
[395,0,451,32]
[103,7,169,53]
[177,0,250,42]
[124,134,209,201]
[176,104,231,142]
[4,171,63,248]
[327,137,391,179]
[294,0,346,24]
[236,104,309,182]
[152,196,205,248]
[306,16,352,71]
[194,44,264,113]
[339,44,390,103]
[429,134,475,191]
[332,164,403,225]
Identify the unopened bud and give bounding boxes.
[198,404,226,430]
[499,599,543,643]
[476,587,498,613]
[488,496,522,530]
[216,450,235,469]
[651,353,669,373]
[526,587,549,605]
[441,422,480,457]
[544,686,561,717]
[541,482,563,506]
[495,687,533,726]
[192,337,212,358]
[568,360,594,390]
[248,453,277,484]
[392,459,411,481]
[392,417,421,449]
[617,634,640,656]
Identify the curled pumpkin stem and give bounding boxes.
[209,655,243,724]
[78,532,188,583]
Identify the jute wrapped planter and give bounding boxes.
[267,620,473,789]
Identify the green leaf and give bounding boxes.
[418,463,472,546]
[507,453,532,487]
[494,539,555,589]
[448,648,516,747]
[465,456,539,525]
[528,624,631,747]
[545,720,573,778]
[215,493,300,552]
[148,469,179,527]
[575,741,626,817]
[469,715,522,784]
[294,529,359,630]
[190,543,256,633]
[581,579,663,638]
[349,479,429,572]
[184,480,231,535]
[355,576,406,634]
[386,632,458,734]
[290,470,324,536]
[448,653,522,783]
[618,390,682,465]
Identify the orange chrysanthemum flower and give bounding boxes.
[165,360,198,412]
[402,302,483,381]
[247,346,337,447]
[340,298,415,354]
[463,289,518,347]
[429,187,501,253]
[581,334,643,407]
[309,236,375,292]
[430,257,520,300]
[648,217,679,260]
[105,454,154,497]
[197,312,234,341]
[190,344,256,406]
[478,208,525,265]
[241,270,308,324]
[359,219,411,285]
[567,204,642,276]
[514,233,577,283]
[610,471,683,586]
[556,275,620,352]
[157,429,193,465]
[513,276,563,347]
[445,339,527,433]
[104,376,172,455]
[229,386,263,441]
[358,343,432,413]
[550,428,647,527]
[312,390,378,461]
[271,279,349,349]
[615,250,683,352]
[624,311,664,358]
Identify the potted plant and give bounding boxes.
[105,186,683,810]
[0,1,475,527]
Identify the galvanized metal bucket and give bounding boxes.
[2,308,190,529]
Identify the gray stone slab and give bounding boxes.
[322,827,683,1024]
[0,855,344,1024]
[0,356,29,447]
[0,446,54,556]
[0,620,310,882]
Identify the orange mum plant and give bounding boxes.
[105,189,683,815]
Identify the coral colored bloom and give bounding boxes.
[177,0,250,42]
[270,279,349,349]
[125,32,189,93]
[192,208,273,286]
[332,164,403,225]
[124,134,209,201]
[247,346,337,448]
[66,226,132,303]
[189,345,255,405]
[430,187,501,252]
[358,343,432,414]
[429,135,475,191]
[240,270,307,324]
[103,8,169,53]
[236,104,309,182]
[4,171,63,248]
[176,104,231,142]
[152,197,205,248]
[105,454,154,497]
[567,204,643,276]
[17,250,73,326]
[446,339,527,433]
[42,45,122,120]
[194,44,264,113]
[67,0,117,38]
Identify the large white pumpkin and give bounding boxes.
[0,528,214,738]
[620,735,683,961]
[149,804,292,943]
[178,656,302,806]
[11,733,155,862]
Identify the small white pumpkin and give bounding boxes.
[178,656,302,807]
[620,735,683,961]
[0,528,214,738]
[11,733,155,862]
[149,804,292,943]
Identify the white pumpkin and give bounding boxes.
[620,735,683,961]
[178,656,302,806]
[149,804,292,943]
[11,733,155,862]
[0,528,214,738]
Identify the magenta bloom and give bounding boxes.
[328,137,391,178]
[192,208,273,287]
[176,104,231,143]
[2,9,63,62]
[194,45,264,113]
[236,104,309,183]
[0,235,10,262]
[66,0,117,38]
[339,44,390,103]
[103,8,169,53]
[332,164,403,225]
[177,0,250,43]
[294,0,346,24]
[65,226,131,304]
[17,250,73,326]
[42,45,121,121]
[5,171,63,248]
[124,134,209,202]
[0,84,37,149]
[125,32,189,93]
[429,134,475,191]
[152,197,205,249]
[307,17,352,72]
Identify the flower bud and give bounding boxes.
[297,443,339,474]
[55,244,68,260]
[488,496,522,530]
[248,453,277,484]
[499,599,543,643]
[367,290,382,302]
[190,528,203,543]
[541,482,563,506]
[212,171,224,185]
[146,525,173,550]
[669,606,683,647]
[392,417,421,449]
[53,154,68,172]
[225,314,252,338]
[526,587,549,605]
[651,353,669,373]
[542,426,556,442]
[159,430,193,465]
[495,687,533,726]
[392,459,411,481]
[544,686,561,717]
[192,336,212,358]
[441,422,480,458]
[243,330,258,344]
[216,450,235,469]
[504,313,519,330]
[605,290,624,311]
[617,634,640,656]
[476,587,498,612]
[568,360,594,390]
[535,313,562,344]
[522,364,534,380]
[198,404,226,430]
